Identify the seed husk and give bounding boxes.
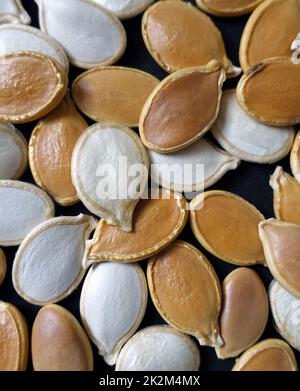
[196,0,264,17]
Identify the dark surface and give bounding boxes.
[0,0,298,372]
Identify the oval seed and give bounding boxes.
[72,67,159,127]
[290,130,300,183]
[232,339,298,371]
[36,0,126,69]
[196,0,264,17]
[0,0,30,24]
[269,280,300,351]
[139,62,226,153]
[259,218,300,298]
[32,304,93,371]
[0,124,28,180]
[84,190,188,267]
[237,58,300,126]
[116,326,200,371]
[12,214,97,305]
[0,180,55,247]
[142,0,237,75]
[72,122,149,232]
[0,51,67,124]
[94,0,155,19]
[216,268,269,359]
[0,24,69,71]
[212,90,295,163]
[239,0,300,71]
[149,138,239,193]
[270,166,300,225]
[0,301,28,371]
[0,248,6,286]
[80,262,147,365]
[29,95,88,206]
[190,191,265,266]
[147,240,222,347]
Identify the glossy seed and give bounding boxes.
[232,339,298,371]
[290,130,300,183]
[72,67,159,127]
[0,0,30,24]
[139,62,226,153]
[84,190,188,267]
[116,326,200,371]
[270,166,300,225]
[29,95,88,206]
[32,304,93,371]
[147,240,222,347]
[0,248,6,286]
[93,0,155,19]
[190,190,265,265]
[259,218,300,298]
[196,0,264,17]
[216,268,269,359]
[0,301,28,371]
[80,262,147,365]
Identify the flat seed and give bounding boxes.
[270,166,300,225]
[29,95,88,206]
[72,67,159,127]
[237,58,300,126]
[259,218,300,298]
[232,339,298,371]
[196,0,264,17]
[142,0,237,75]
[216,268,269,359]
[139,62,226,153]
[0,301,28,371]
[36,0,126,69]
[0,180,55,247]
[0,51,68,124]
[290,129,300,182]
[0,24,69,71]
[84,190,188,267]
[239,0,300,71]
[32,304,93,371]
[212,90,295,163]
[71,122,149,232]
[80,262,147,365]
[190,191,265,266]
[147,240,222,347]
[0,0,30,24]
[94,0,155,19]
[269,280,300,351]
[116,326,200,371]
[0,248,6,286]
[12,214,97,305]
[0,124,28,180]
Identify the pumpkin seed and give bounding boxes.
[269,280,300,351]
[216,268,269,359]
[0,124,28,180]
[196,0,264,17]
[232,339,298,371]
[270,166,300,225]
[0,180,54,246]
[84,189,188,267]
[0,301,28,371]
[29,95,88,206]
[0,51,68,124]
[12,214,97,305]
[212,90,295,163]
[190,190,265,266]
[139,62,226,153]
[80,262,147,365]
[94,0,155,19]
[142,0,238,76]
[32,304,93,371]
[35,0,126,69]
[72,67,159,127]
[0,248,6,286]
[147,240,222,347]
[259,218,300,298]
[0,0,30,24]
[116,325,200,371]
[71,122,149,232]
[237,58,300,126]
[290,129,300,182]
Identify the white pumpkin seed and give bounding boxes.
[0,0,30,24]
[94,0,155,20]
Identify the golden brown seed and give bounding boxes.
[196,0,264,17]
[0,248,6,286]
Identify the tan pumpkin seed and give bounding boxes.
[290,130,300,182]
[0,248,6,286]
[196,0,264,17]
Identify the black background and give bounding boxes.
[0,0,299,373]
